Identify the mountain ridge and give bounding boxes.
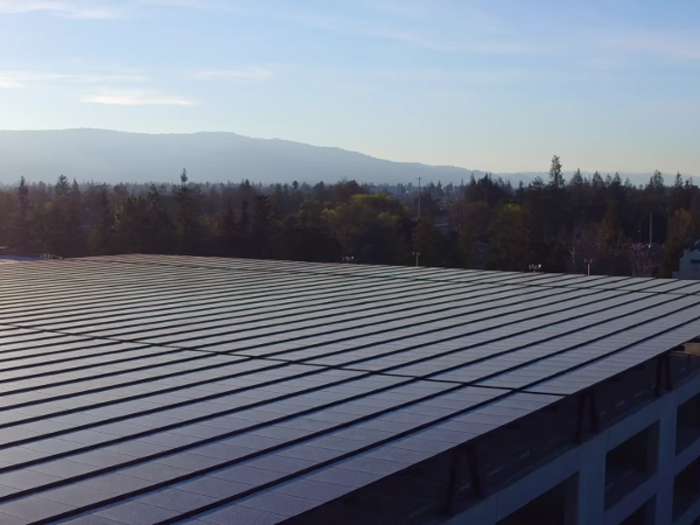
[0,129,674,187]
[0,128,493,185]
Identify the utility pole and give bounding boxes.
[584,258,593,276]
[638,223,641,247]
[417,177,422,219]
[412,251,420,267]
[649,212,653,247]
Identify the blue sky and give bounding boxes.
[1,0,699,174]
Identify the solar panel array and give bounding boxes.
[0,254,699,525]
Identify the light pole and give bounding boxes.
[417,177,422,219]
[638,223,642,249]
[584,258,593,276]
[412,252,420,267]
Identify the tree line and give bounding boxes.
[2,157,699,277]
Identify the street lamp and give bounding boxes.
[584,258,593,276]
[412,252,421,267]
[528,264,541,273]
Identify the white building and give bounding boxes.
[674,249,700,280]
[442,345,700,525]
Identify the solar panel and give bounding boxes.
[0,255,699,524]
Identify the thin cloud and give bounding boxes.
[359,26,528,54]
[82,90,197,106]
[0,0,121,19]
[0,70,149,89]
[602,33,700,63]
[583,57,623,71]
[275,12,528,55]
[135,0,528,55]
[373,68,535,84]
[192,67,275,81]
[657,98,700,114]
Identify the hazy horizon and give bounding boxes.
[1,1,699,175]
[0,128,689,187]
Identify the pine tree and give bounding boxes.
[173,169,201,254]
[670,173,685,213]
[143,185,174,253]
[55,174,70,197]
[48,175,84,256]
[660,209,693,278]
[548,155,565,190]
[253,194,273,258]
[89,188,114,255]
[217,197,238,256]
[486,203,529,271]
[11,176,31,251]
[239,199,250,236]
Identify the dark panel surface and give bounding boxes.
[0,255,698,524]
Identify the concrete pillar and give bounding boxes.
[645,497,657,525]
[655,393,678,524]
[577,437,607,524]
[445,499,497,525]
[564,475,580,525]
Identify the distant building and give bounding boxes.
[0,254,43,263]
[674,248,700,280]
[433,215,451,235]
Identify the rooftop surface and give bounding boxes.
[0,255,699,524]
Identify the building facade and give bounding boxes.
[674,250,700,281]
[444,362,700,525]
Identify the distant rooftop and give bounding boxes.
[0,255,43,262]
[0,255,699,524]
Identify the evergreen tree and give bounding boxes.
[11,176,31,251]
[660,209,693,278]
[239,199,251,237]
[47,175,84,257]
[670,173,685,213]
[486,203,529,271]
[144,185,174,254]
[548,155,565,190]
[253,194,274,258]
[413,217,443,267]
[173,169,201,254]
[89,188,115,255]
[0,172,698,276]
[55,174,70,197]
[216,198,238,256]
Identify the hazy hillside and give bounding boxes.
[0,129,671,187]
[0,129,496,186]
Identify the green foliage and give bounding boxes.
[173,169,203,254]
[0,156,698,279]
[548,155,565,190]
[660,209,693,278]
[88,187,114,255]
[322,193,407,263]
[449,200,490,267]
[11,176,31,250]
[413,217,443,266]
[486,203,529,271]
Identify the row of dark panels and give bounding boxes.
[3,255,700,296]
[0,256,699,524]
[0,353,558,524]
